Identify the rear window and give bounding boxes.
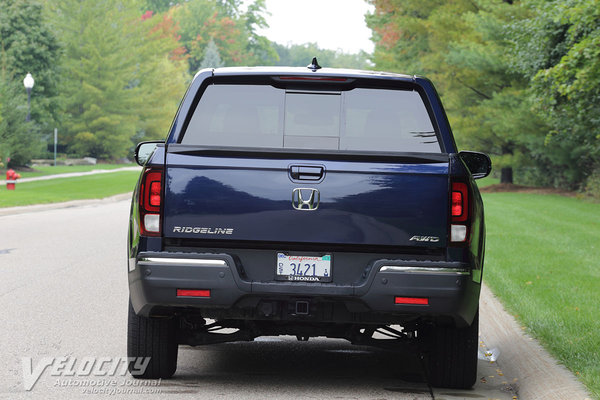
[182,84,441,153]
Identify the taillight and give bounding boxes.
[139,168,163,236]
[450,182,469,243]
[149,180,161,208]
[451,183,468,222]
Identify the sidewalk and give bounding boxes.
[0,166,140,185]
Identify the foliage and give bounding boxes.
[199,39,225,69]
[0,0,369,164]
[171,0,276,73]
[366,0,600,189]
[0,81,44,166]
[142,0,173,14]
[137,12,190,142]
[584,168,600,199]
[512,0,600,188]
[273,42,371,69]
[367,0,542,184]
[0,0,61,166]
[47,0,188,159]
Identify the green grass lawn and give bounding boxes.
[11,163,135,179]
[483,192,600,397]
[476,175,499,187]
[0,170,140,207]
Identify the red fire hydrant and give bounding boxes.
[6,169,21,190]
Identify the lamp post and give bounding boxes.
[23,73,34,122]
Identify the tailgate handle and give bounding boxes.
[290,166,324,181]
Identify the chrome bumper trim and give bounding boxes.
[138,257,227,266]
[379,266,470,275]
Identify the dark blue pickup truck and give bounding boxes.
[127,60,491,389]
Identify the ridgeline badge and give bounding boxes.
[172,226,234,235]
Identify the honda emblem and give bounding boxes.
[292,188,320,211]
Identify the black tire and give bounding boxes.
[127,300,178,379]
[422,310,479,389]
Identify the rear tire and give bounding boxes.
[127,300,178,379]
[422,310,479,389]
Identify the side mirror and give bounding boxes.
[459,151,492,179]
[134,141,162,166]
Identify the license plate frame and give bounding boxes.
[275,253,333,282]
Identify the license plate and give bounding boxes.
[276,253,332,282]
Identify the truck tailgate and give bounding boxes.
[163,148,449,248]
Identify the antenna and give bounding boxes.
[307,57,322,71]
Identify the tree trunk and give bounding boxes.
[500,167,513,184]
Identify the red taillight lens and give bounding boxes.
[177,289,210,298]
[149,180,161,208]
[139,168,163,236]
[452,191,463,217]
[142,170,162,212]
[451,182,468,222]
[395,297,429,305]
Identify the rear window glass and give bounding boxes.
[182,84,441,153]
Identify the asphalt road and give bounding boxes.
[0,199,576,399]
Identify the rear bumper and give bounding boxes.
[128,252,480,326]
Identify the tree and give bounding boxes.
[366,0,549,185]
[241,0,278,65]
[367,0,600,190]
[199,39,225,69]
[0,0,61,165]
[273,42,371,69]
[433,1,548,184]
[141,0,173,14]
[0,80,43,166]
[137,10,190,142]
[512,0,600,188]
[47,0,188,159]
[171,0,276,73]
[366,0,445,75]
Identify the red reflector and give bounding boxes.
[176,289,210,298]
[395,297,429,305]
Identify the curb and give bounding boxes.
[479,284,593,400]
[0,193,132,217]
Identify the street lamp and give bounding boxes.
[23,73,34,122]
